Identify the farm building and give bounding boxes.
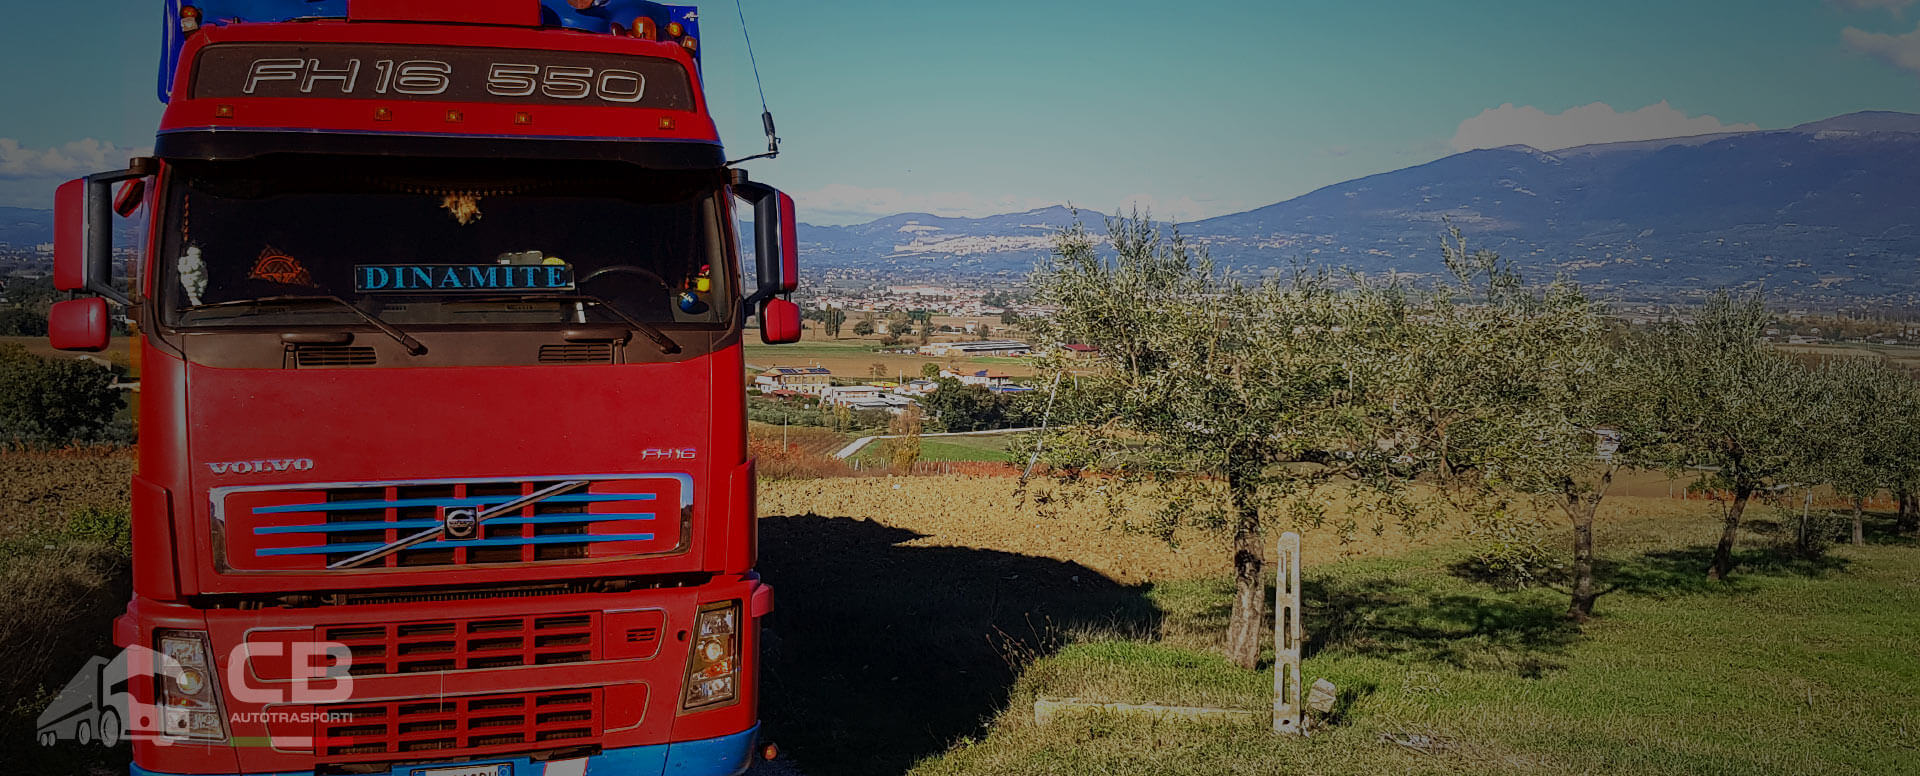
[917,340,1032,357]
[942,368,1017,389]
[755,366,833,395]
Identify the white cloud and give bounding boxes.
[0,138,151,181]
[1832,0,1918,12]
[1844,22,1920,74]
[1450,101,1759,152]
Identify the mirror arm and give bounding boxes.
[80,158,157,307]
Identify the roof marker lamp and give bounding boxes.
[681,601,740,711]
[666,21,684,38]
[629,16,657,40]
[179,5,202,33]
[156,630,228,743]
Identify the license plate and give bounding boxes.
[414,765,509,776]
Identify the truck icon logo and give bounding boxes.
[443,507,478,538]
[36,646,181,748]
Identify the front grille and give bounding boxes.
[539,343,614,364]
[330,613,598,676]
[295,346,377,368]
[220,475,690,572]
[318,689,601,759]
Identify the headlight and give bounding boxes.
[681,601,741,711]
[156,630,228,743]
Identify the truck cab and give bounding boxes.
[49,2,802,774]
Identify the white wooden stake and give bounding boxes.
[1273,531,1303,735]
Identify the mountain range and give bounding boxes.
[799,111,1920,301]
[7,111,1919,301]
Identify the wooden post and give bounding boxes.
[1273,531,1303,735]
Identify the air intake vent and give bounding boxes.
[540,343,613,364]
[296,346,377,368]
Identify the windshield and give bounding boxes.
[158,157,732,329]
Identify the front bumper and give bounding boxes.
[130,724,760,776]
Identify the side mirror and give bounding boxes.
[49,298,111,352]
[759,298,801,345]
[54,159,153,306]
[734,181,798,305]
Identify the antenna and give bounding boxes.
[727,0,781,165]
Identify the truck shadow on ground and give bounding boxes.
[756,513,1160,776]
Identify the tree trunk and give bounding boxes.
[1566,497,1598,622]
[1223,469,1266,670]
[1853,497,1865,547]
[1708,486,1751,581]
[1562,468,1612,622]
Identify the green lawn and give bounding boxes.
[903,528,1920,776]
[853,433,1022,465]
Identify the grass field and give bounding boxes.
[851,433,1022,466]
[745,337,1041,379]
[0,335,137,373]
[1777,341,1920,375]
[754,476,1920,776]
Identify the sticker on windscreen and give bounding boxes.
[355,263,575,293]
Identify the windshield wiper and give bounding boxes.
[184,295,427,355]
[460,293,682,355]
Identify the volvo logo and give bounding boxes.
[206,458,314,475]
[442,508,478,539]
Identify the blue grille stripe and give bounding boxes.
[252,513,659,536]
[251,493,656,515]
[256,533,658,556]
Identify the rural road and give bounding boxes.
[832,426,1040,459]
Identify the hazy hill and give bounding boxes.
[799,110,1920,300]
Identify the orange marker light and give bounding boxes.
[666,21,684,37]
[213,104,234,119]
[180,5,202,33]
[374,107,392,121]
[515,112,533,125]
[658,117,677,130]
[445,109,463,123]
[681,37,698,53]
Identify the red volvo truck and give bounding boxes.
[46,1,803,774]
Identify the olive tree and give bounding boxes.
[1026,216,1374,669]
[1638,293,1822,580]
[1356,234,1644,620]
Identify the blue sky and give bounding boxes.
[3,1,1919,224]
